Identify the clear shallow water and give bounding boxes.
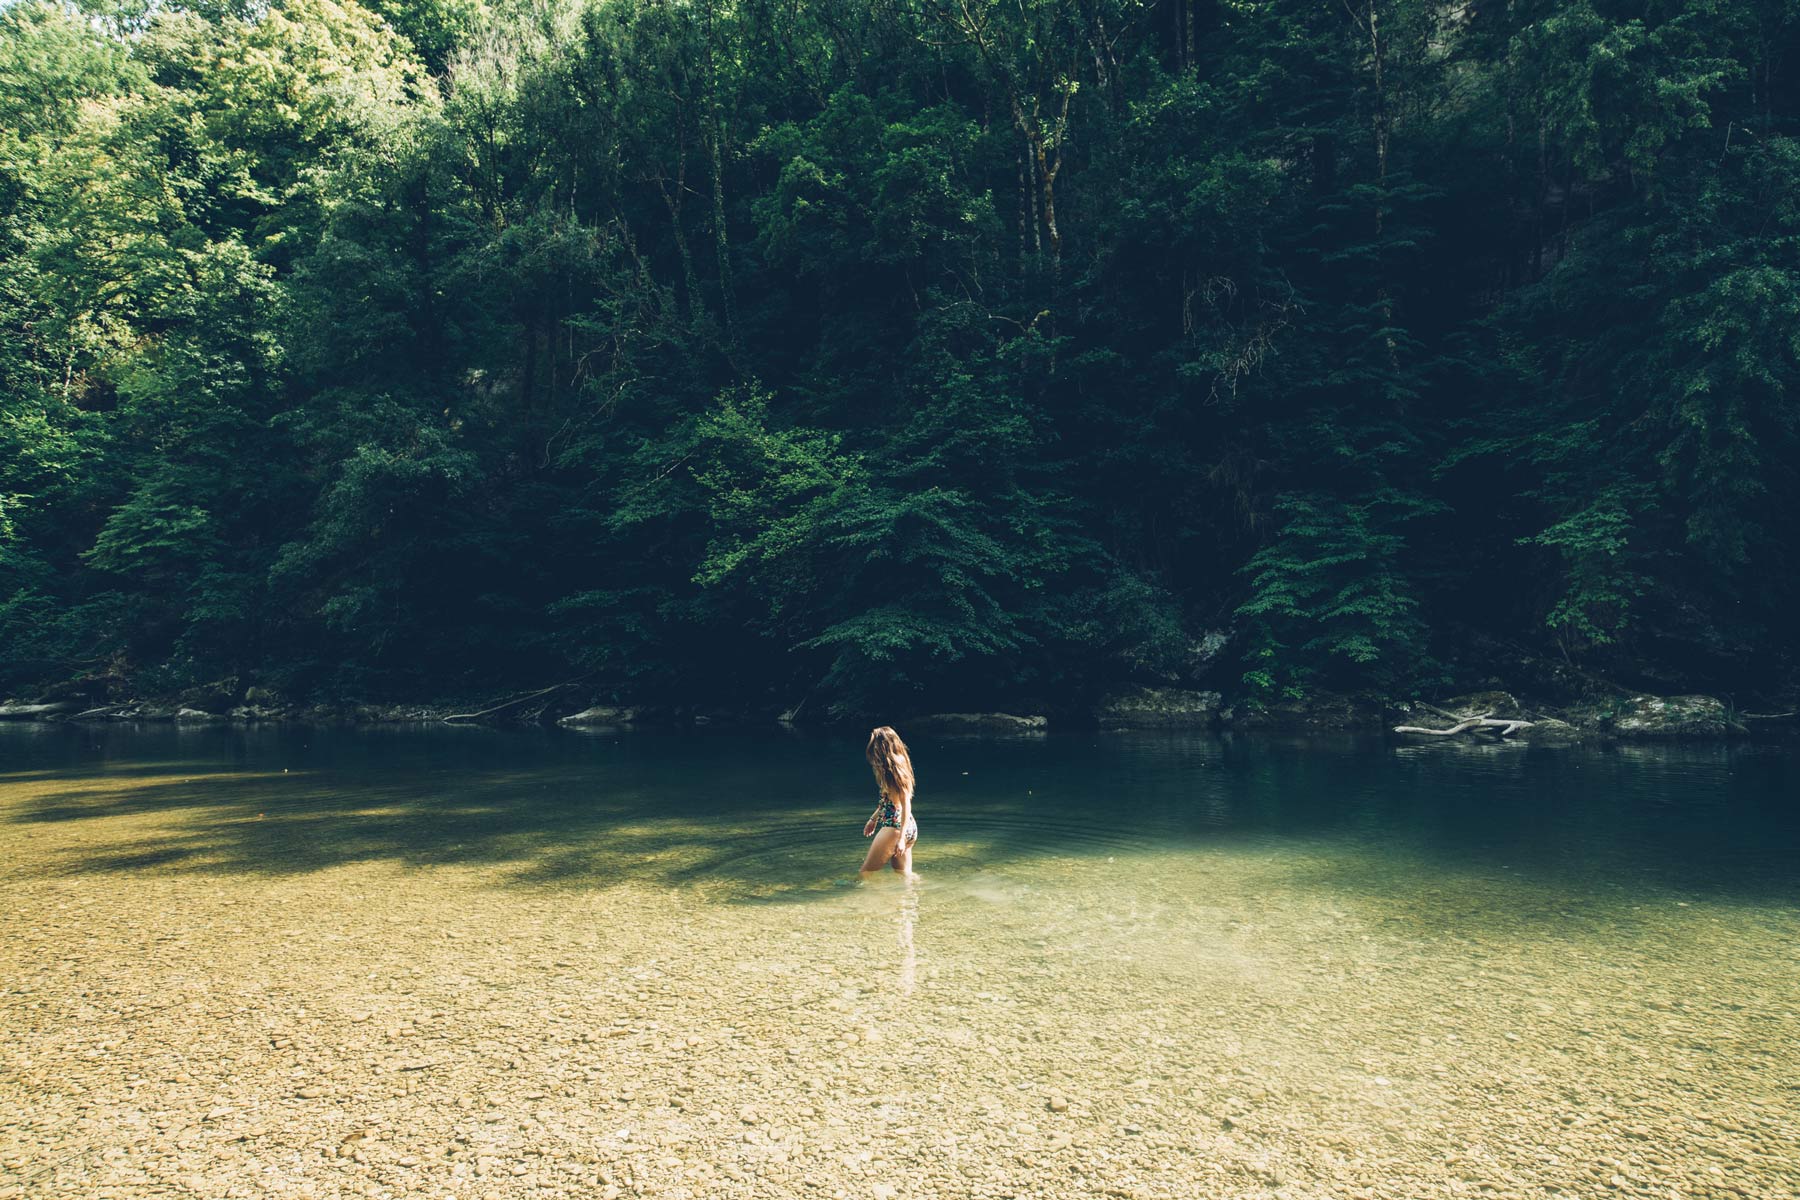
[2,724,1797,1200]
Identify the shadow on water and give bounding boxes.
[1,723,1797,907]
[0,724,1024,899]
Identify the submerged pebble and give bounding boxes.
[2,732,1795,1200]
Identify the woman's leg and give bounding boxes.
[889,826,916,874]
[859,827,902,875]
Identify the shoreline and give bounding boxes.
[1,684,1788,743]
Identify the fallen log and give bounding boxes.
[71,703,130,721]
[442,682,575,724]
[1393,712,1534,738]
[0,700,79,719]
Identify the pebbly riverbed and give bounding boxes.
[1,724,1797,1200]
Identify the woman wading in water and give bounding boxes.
[859,726,918,878]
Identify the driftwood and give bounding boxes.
[1393,712,1535,739]
[69,704,130,720]
[442,682,576,724]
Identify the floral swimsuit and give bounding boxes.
[874,794,918,848]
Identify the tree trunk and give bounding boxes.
[708,120,738,347]
[1026,136,1043,260]
[1361,0,1400,375]
[1035,138,1062,264]
[519,318,538,413]
[1018,146,1031,274]
[657,153,707,336]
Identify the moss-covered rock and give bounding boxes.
[1517,717,1581,743]
[907,712,1048,733]
[1574,694,1744,739]
[1223,692,1386,732]
[1093,686,1223,729]
[176,679,241,714]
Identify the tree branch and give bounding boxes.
[442,681,579,723]
[1393,713,1535,738]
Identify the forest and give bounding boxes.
[2,0,1797,721]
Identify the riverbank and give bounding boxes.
[1,683,1785,742]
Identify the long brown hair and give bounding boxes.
[865,726,915,801]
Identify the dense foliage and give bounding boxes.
[2,0,1796,717]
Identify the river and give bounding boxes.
[2,723,1796,1199]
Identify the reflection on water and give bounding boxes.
[898,884,919,998]
[1,724,1797,1199]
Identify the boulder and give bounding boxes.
[175,707,225,722]
[906,712,1048,733]
[1517,717,1581,743]
[1582,694,1744,739]
[559,705,640,727]
[1223,692,1386,732]
[1093,686,1223,729]
[177,679,240,714]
